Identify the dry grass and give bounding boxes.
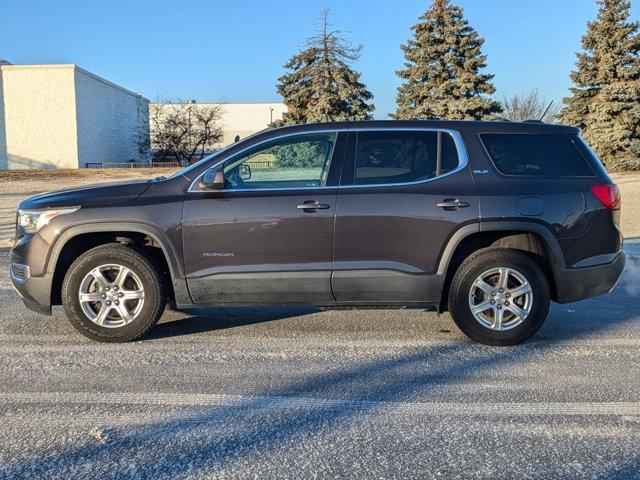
[611,173,640,241]
[0,169,638,248]
[0,168,178,194]
[0,168,179,179]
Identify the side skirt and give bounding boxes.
[181,269,445,307]
[331,270,445,304]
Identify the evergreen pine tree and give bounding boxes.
[274,8,374,126]
[561,0,640,170]
[394,0,501,120]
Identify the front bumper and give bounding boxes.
[10,232,54,315]
[11,271,53,315]
[554,251,626,303]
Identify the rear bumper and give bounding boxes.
[554,251,626,303]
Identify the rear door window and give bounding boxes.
[349,130,460,185]
[480,133,595,177]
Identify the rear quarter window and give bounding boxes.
[480,133,595,177]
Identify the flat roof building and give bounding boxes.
[214,102,287,147]
[0,63,149,169]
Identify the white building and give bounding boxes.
[214,102,287,147]
[0,63,149,169]
[150,102,287,150]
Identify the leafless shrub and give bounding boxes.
[139,100,223,164]
[500,89,560,123]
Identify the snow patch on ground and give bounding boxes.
[89,427,114,444]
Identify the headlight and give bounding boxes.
[17,207,80,234]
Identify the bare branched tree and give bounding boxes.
[500,89,560,123]
[139,100,223,164]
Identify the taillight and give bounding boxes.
[591,184,621,210]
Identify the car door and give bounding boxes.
[182,130,345,304]
[332,128,478,304]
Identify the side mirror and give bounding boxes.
[198,167,225,190]
[239,163,252,180]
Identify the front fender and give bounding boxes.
[46,222,190,305]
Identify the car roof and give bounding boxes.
[263,119,581,136]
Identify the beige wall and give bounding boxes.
[74,67,149,166]
[0,65,78,169]
[0,69,6,169]
[0,64,149,169]
[216,103,287,147]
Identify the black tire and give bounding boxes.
[61,243,167,342]
[448,248,550,346]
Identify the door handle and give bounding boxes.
[436,199,471,211]
[297,201,331,212]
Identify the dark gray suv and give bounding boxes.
[10,120,626,345]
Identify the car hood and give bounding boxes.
[18,179,153,210]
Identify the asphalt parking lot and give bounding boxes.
[1,242,640,479]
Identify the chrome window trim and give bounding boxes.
[187,127,469,193]
[341,128,468,189]
[188,130,340,193]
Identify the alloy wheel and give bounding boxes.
[78,264,145,328]
[468,267,533,331]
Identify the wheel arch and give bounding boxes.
[437,221,564,310]
[46,222,189,306]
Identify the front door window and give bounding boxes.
[222,133,337,190]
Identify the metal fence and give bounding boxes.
[248,160,276,170]
[85,160,278,170]
[85,162,182,169]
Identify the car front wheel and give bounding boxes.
[61,244,167,342]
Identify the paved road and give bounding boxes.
[1,246,640,479]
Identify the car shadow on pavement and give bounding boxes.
[2,256,640,477]
[147,306,321,339]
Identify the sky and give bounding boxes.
[1,0,638,119]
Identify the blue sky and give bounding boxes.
[1,0,638,118]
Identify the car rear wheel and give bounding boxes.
[62,244,167,342]
[448,248,550,346]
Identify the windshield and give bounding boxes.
[168,127,275,180]
[167,145,235,180]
